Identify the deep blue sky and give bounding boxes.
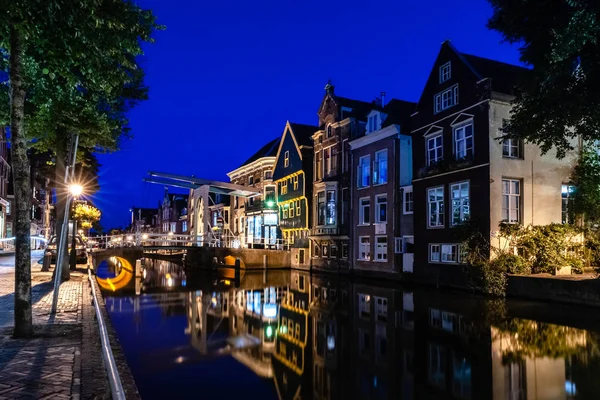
[96,0,521,230]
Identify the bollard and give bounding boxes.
[263,254,268,269]
[42,252,51,272]
[235,258,241,284]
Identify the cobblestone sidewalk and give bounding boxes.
[0,269,139,399]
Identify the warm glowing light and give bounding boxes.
[142,269,147,279]
[265,325,274,338]
[142,234,148,240]
[126,235,133,241]
[175,356,184,364]
[211,296,217,306]
[167,277,173,287]
[168,231,174,236]
[266,200,274,207]
[69,184,83,196]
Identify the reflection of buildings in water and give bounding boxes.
[184,284,285,378]
[310,276,351,400]
[142,258,187,289]
[273,271,312,400]
[491,324,586,400]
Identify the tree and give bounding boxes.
[488,0,600,157]
[570,146,600,224]
[0,1,162,338]
[72,203,101,235]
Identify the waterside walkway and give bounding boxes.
[0,268,138,399]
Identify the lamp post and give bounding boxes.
[51,183,83,314]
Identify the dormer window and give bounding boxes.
[439,62,451,83]
[367,113,379,133]
[284,151,290,168]
[248,175,254,185]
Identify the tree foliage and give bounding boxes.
[488,0,600,157]
[72,203,101,230]
[571,146,600,224]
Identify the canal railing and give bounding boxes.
[93,233,291,251]
[88,268,126,400]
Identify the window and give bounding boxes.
[441,244,459,263]
[439,61,451,83]
[375,236,388,261]
[403,188,413,214]
[376,195,387,223]
[289,204,294,218]
[453,353,472,399]
[375,297,387,322]
[358,237,370,260]
[562,184,575,224]
[373,149,388,184]
[248,175,254,185]
[501,119,522,159]
[296,200,301,216]
[429,343,446,388]
[434,84,459,114]
[427,134,443,166]
[358,293,371,317]
[293,175,299,190]
[430,244,440,262]
[394,237,404,254]
[283,205,289,219]
[265,170,273,180]
[502,179,521,223]
[281,180,288,195]
[359,198,370,225]
[182,221,188,232]
[454,123,473,160]
[265,186,276,204]
[326,191,336,225]
[284,151,290,168]
[324,147,332,176]
[428,187,444,227]
[317,191,326,226]
[451,182,469,225]
[327,124,333,138]
[315,151,323,180]
[357,155,370,188]
[342,243,348,259]
[367,113,379,133]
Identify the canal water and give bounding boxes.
[98,257,600,399]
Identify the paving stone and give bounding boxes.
[0,268,140,399]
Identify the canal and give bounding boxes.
[97,257,600,399]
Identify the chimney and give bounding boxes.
[381,91,386,107]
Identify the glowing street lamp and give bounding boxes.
[69,183,83,197]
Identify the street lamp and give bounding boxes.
[69,184,83,197]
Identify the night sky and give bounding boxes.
[95,0,522,230]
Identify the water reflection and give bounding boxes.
[104,258,600,400]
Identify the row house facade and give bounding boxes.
[349,99,416,276]
[272,121,317,270]
[310,83,373,271]
[411,41,576,285]
[157,189,189,234]
[227,137,280,249]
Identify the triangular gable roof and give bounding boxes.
[382,98,417,128]
[273,121,318,169]
[317,90,375,122]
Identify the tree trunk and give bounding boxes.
[10,25,33,338]
[52,134,70,282]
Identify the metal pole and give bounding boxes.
[51,194,72,314]
[50,134,79,314]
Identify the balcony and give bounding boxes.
[310,226,346,237]
[245,199,277,213]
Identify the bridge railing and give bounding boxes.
[93,233,290,251]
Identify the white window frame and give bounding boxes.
[375,236,388,262]
[375,296,388,322]
[439,61,451,83]
[358,293,371,317]
[264,170,273,180]
[427,134,443,166]
[450,181,469,226]
[430,244,441,262]
[429,243,460,264]
[434,84,459,114]
[281,179,288,195]
[284,151,290,168]
[357,155,371,188]
[375,194,387,223]
[324,146,333,176]
[289,203,294,218]
[394,237,404,254]
[359,197,371,225]
[453,122,473,160]
[282,205,289,219]
[502,179,521,224]
[358,237,370,261]
[501,119,522,159]
[373,149,388,185]
[403,186,413,215]
[293,174,299,190]
[427,186,444,228]
[296,199,301,216]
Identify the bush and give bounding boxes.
[565,255,584,274]
[480,260,508,297]
[491,253,531,275]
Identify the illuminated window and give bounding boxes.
[326,191,335,225]
[289,204,294,218]
[358,293,371,317]
[265,170,273,180]
[357,155,370,188]
[283,205,289,219]
[284,151,290,167]
[502,179,521,223]
[428,187,444,228]
[562,184,575,224]
[358,237,370,260]
[373,150,388,184]
[451,182,469,225]
[293,175,299,190]
[281,180,288,195]
[295,200,300,216]
[375,236,387,261]
[376,194,387,223]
